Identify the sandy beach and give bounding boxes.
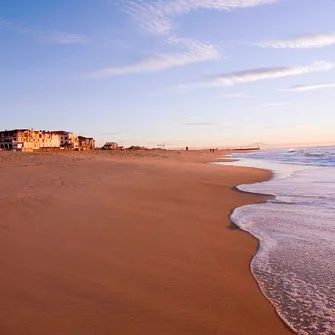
[0,150,292,335]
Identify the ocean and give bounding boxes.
[220,146,335,335]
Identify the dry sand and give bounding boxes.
[0,150,292,335]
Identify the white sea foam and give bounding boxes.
[219,147,335,335]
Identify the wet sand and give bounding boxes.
[0,150,292,335]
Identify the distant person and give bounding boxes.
[186,146,189,151]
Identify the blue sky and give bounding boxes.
[1,0,335,148]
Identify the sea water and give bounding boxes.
[221,147,335,335]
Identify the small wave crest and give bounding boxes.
[232,146,335,167]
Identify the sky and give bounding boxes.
[1,0,335,148]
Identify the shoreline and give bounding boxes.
[0,150,292,335]
[227,165,296,333]
[229,184,296,335]
[227,153,335,335]
[212,158,296,334]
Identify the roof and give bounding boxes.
[78,136,94,140]
[0,129,29,133]
[52,130,69,134]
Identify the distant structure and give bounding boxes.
[0,129,95,151]
[126,145,146,150]
[78,136,96,150]
[59,131,80,149]
[102,142,119,150]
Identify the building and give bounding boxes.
[0,129,21,150]
[0,129,62,151]
[0,129,33,150]
[57,131,79,149]
[103,142,119,150]
[36,131,61,149]
[78,136,95,150]
[0,129,95,151]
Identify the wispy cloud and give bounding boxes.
[183,122,227,127]
[46,31,88,44]
[125,0,278,34]
[214,92,253,99]
[0,17,28,33]
[207,61,334,86]
[289,83,335,92]
[0,17,87,44]
[288,122,316,130]
[89,36,220,77]
[261,102,289,107]
[257,32,335,49]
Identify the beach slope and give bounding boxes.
[0,151,291,335]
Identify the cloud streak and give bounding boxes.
[288,122,316,130]
[207,61,334,86]
[46,31,88,44]
[261,102,289,107]
[289,83,335,92]
[257,32,335,49]
[125,0,278,34]
[183,122,224,126]
[0,17,87,44]
[89,36,220,77]
[214,92,253,99]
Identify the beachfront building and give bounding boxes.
[36,131,61,149]
[0,129,95,151]
[78,136,96,150]
[0,129,35,150]
[0,129,62,150]
[59,131,79,149]
[103,142,119,150]
[0,129,21,150]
